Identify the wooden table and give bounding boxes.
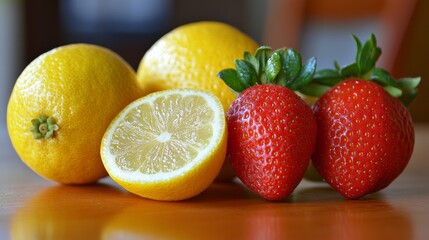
[1,124,429,240]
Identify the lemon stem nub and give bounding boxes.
[30,115,59,139]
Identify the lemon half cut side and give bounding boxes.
[101,89,227,201]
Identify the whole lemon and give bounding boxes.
[136,21,258,112]
[7,44,143,184]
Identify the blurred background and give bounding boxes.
[1,0,429,135]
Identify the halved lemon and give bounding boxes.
[100,89,227,201]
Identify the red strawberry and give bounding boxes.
[306,34,420,199]
[312,79,414,199]
[227,85,316,200]
[218,47,317,200]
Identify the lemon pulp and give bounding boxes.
[101,89,227,200]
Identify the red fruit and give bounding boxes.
[227,84,317,200]
[312,79,415,199]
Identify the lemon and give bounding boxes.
[296,92,319,106]
[7,44,143,184]
[100,89,227,201]
[136,21,258,112]
[137,21,257,181]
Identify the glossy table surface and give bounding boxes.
[1,124,429,240]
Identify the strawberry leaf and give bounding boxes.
[283,49,302,84]
[357,34,381,75]
[334,60,341,71]
[235,59,257,87]
[244,51,260,75]
[217,68,247,92]
[352,35,362,63]
[255,46,271,76]
[371,68,399,87]
[340,63,360,78]
[313,69,342,86]
[397,77,421,91]
[289,57,316,90]
[266,50,282,83]
[299,82,331,97]
[218,45,317,94]
[311,34,420,106]
[397,77,421,106]
[400,92,418,107]
[383,85,403,98]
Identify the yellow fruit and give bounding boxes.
[100,89,227,201]
[7,44,143,184]
[136,21,258,112]
[296,92,319,106]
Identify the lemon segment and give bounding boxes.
[101,89,227,201]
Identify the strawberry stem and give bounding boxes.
[218,34,420,106]
[218,46,317,93]
[311,34,420,106]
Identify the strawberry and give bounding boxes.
[313,79,415,199]
[306,35,420,199]
[218,47,317,200]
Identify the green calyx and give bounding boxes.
[305,34,421,106]
[30,115,59,139]
[217,46,317,93]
